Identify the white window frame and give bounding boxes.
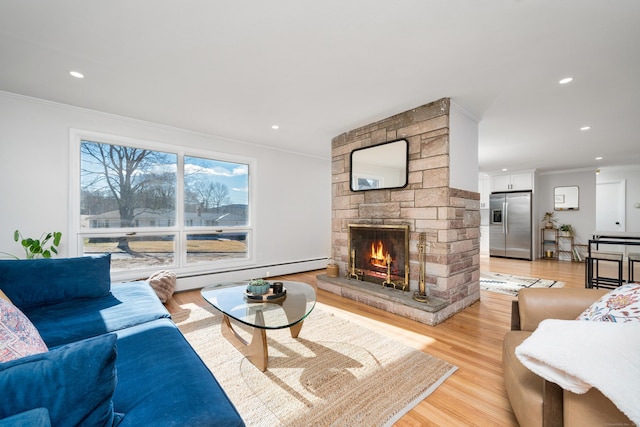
[69,129,257,282]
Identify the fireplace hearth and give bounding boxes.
[347,224,409,290]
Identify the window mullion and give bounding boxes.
[176,152,185,268]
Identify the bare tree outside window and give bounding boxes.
[188,179,230,211]
[210,182,231,209]
[184,156,248,227]
[80,141,177,252]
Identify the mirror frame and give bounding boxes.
[350,139,409,192]
[554,185,579,211]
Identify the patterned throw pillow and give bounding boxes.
[577,283,640,322]
[0,297,48,362]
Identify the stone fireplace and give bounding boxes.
[317,97,481,326]
[347,224,409,289]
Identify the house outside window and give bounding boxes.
[71,130,254,281]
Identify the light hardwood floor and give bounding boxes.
[165,256,593,426]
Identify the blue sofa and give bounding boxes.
[0,254,244,426]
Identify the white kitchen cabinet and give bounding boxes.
[491,172,533,192]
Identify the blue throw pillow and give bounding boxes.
[0,254,111,309]
[0,333,122,426]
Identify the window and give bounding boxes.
[71,131,254,280]
[183,156,249,266]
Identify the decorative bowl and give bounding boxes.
[247,279,270,295]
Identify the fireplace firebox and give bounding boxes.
[347,224,410,290]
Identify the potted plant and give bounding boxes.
[542,212,557,229]
[0,230,62,259]
[247,278,270,295]
[559,224,573,236]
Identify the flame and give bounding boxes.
[370,240,389,267]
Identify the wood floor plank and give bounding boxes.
[167,256,591,426]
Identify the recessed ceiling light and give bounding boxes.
[502,168,508,172]
[69,70,84,79]
[559,77,573,85]
[595,156,603,160]
[580,126,591,131]
[271,125,279,130]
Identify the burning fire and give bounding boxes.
[370,240,390,268]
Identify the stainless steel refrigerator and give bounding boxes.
[489,191,532,260]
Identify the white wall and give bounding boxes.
[537,170,596,249]
[449,101,479,192]
[0,92,331,290]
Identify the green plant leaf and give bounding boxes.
[12,230,62,259]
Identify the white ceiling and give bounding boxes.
[1,1,639,174]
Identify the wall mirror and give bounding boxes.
[350,139,408,191]
[554,186,579,210]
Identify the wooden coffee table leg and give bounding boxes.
[220,313,268,371]
[289,321,304,338]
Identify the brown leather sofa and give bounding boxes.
[502,287,633,427]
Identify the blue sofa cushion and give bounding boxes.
[0,255,111,309]
[113,318,244,427]
[0,333,122,427]
[24,281,170,348]
[0,407,51,427]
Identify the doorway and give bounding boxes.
[596,179,626,253]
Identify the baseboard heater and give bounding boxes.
[178,258,327,279]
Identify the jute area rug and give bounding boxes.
[174,303,457,427]
[480,271,565,297]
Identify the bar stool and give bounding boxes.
[587,251,624,289]
[628,252,640,283]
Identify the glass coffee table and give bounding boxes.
[201,281,316,371]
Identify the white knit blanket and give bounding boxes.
[515,319,640,424]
